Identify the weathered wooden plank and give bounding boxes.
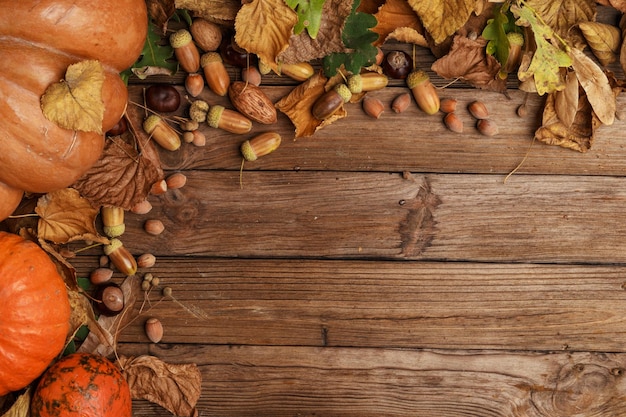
[116,171,626,263]
[117,344,626,417]
[129,84,626,177]
[70,257,626,352]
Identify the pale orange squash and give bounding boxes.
[0,0,148,219]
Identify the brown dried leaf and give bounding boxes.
[275,71,347,138]
[71,126,163,210]
[534,88,598,152]
[431,35,507,93]
[279,0,352,64]
[407,0,477,45]
[554,70,579,128]
[146,0,176,34]
[35,188,107,245]
[175,0,239,24]
[569,47,615,125]
[372,0,427,47]
[235,0,298,72]
[119,355,201,417]
[578,21,621,66]
[605,0,626,12]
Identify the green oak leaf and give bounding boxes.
[482,4,511,67]
[121,20,177,82]
[322,0,378,76]
[286,0,325,39]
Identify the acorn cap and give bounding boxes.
[103,238,124,256]
[170,29,193,48]
[201,51,223,67]
[406,70,430,89]
[207,105,225,128]
[334,83,352,103]
[142,114,162,134]
[507,32,524,47]
[347,74,363,94]
[240,140,257,162]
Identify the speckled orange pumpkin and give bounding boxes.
[0,232,71,396]
[31,352,132,417]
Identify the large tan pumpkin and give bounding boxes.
[0,0,148,219]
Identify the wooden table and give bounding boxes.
[69,28,626,416]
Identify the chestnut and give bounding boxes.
[106,116,128,136]
[219,34,257,68]
[382,50,413,79]
[145,84,181,113]
[93,282,125,316]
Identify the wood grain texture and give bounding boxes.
[109,171,626,263]
[65,257,626,352]
[117,344,626,417]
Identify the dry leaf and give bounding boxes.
[431,34,507,93]
[235,0,298,72]
[569,46,615,125]
[521,0,596,41]
[119,355,201,417]
[41,60,105,134]
[372,0,427,47]
[275,71,347,138]
[279,0,352,64]
[535,88,598,152]
[1,388,30,417]
[146,0,176,34]
[72,131,163,210]
[407,0,476,45]
[604,0,626,12]
[554,69,579,128]
[578,21,621,66]
[35,188,108,245]
[175,0,239,24]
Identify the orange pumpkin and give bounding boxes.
[0,0,148,219]
[30,352,132,417]
[0,232,71,396]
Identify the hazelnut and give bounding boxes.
[476,118,499,136]
[144,219,165,236]
[443,112,463,133]
[165,172,187,189]
[145,317,164,343]
[137,253,156,269]
[468,100,490,119]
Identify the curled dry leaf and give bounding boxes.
[431,34,507,93]
[554,69,579,128]
[569,47,615,125]
[275,71,347,138]
[372,0,427,47]
[118,355,201,417]
[235,0,298,73]
[534,89,598,152]
[578,21,621,66]
[35,188,108,245]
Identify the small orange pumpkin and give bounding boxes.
[0,0,148,219]
[30,352,132,417]
[0,232,71,396]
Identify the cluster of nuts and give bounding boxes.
[439,99,499,136]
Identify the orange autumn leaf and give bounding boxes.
[372,0,427,47]
[275,71,347,138]
[235,0,297,72]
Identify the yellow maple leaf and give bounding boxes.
[40,60,105,134]
[235,0,298,73]
[406,0,477,45]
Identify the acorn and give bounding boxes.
[143,115,181,151]
[241,132,282,162]
[104,238,137,276]
[101,206,125,238]
[347,72,388,94]
[207,105,252,134]
[279,62,315,81]
[406,69,440,115]
[170,29,201,73]
[201,52,231,96]
[311,83,352,120]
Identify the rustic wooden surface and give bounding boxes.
[67,9,626,415]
